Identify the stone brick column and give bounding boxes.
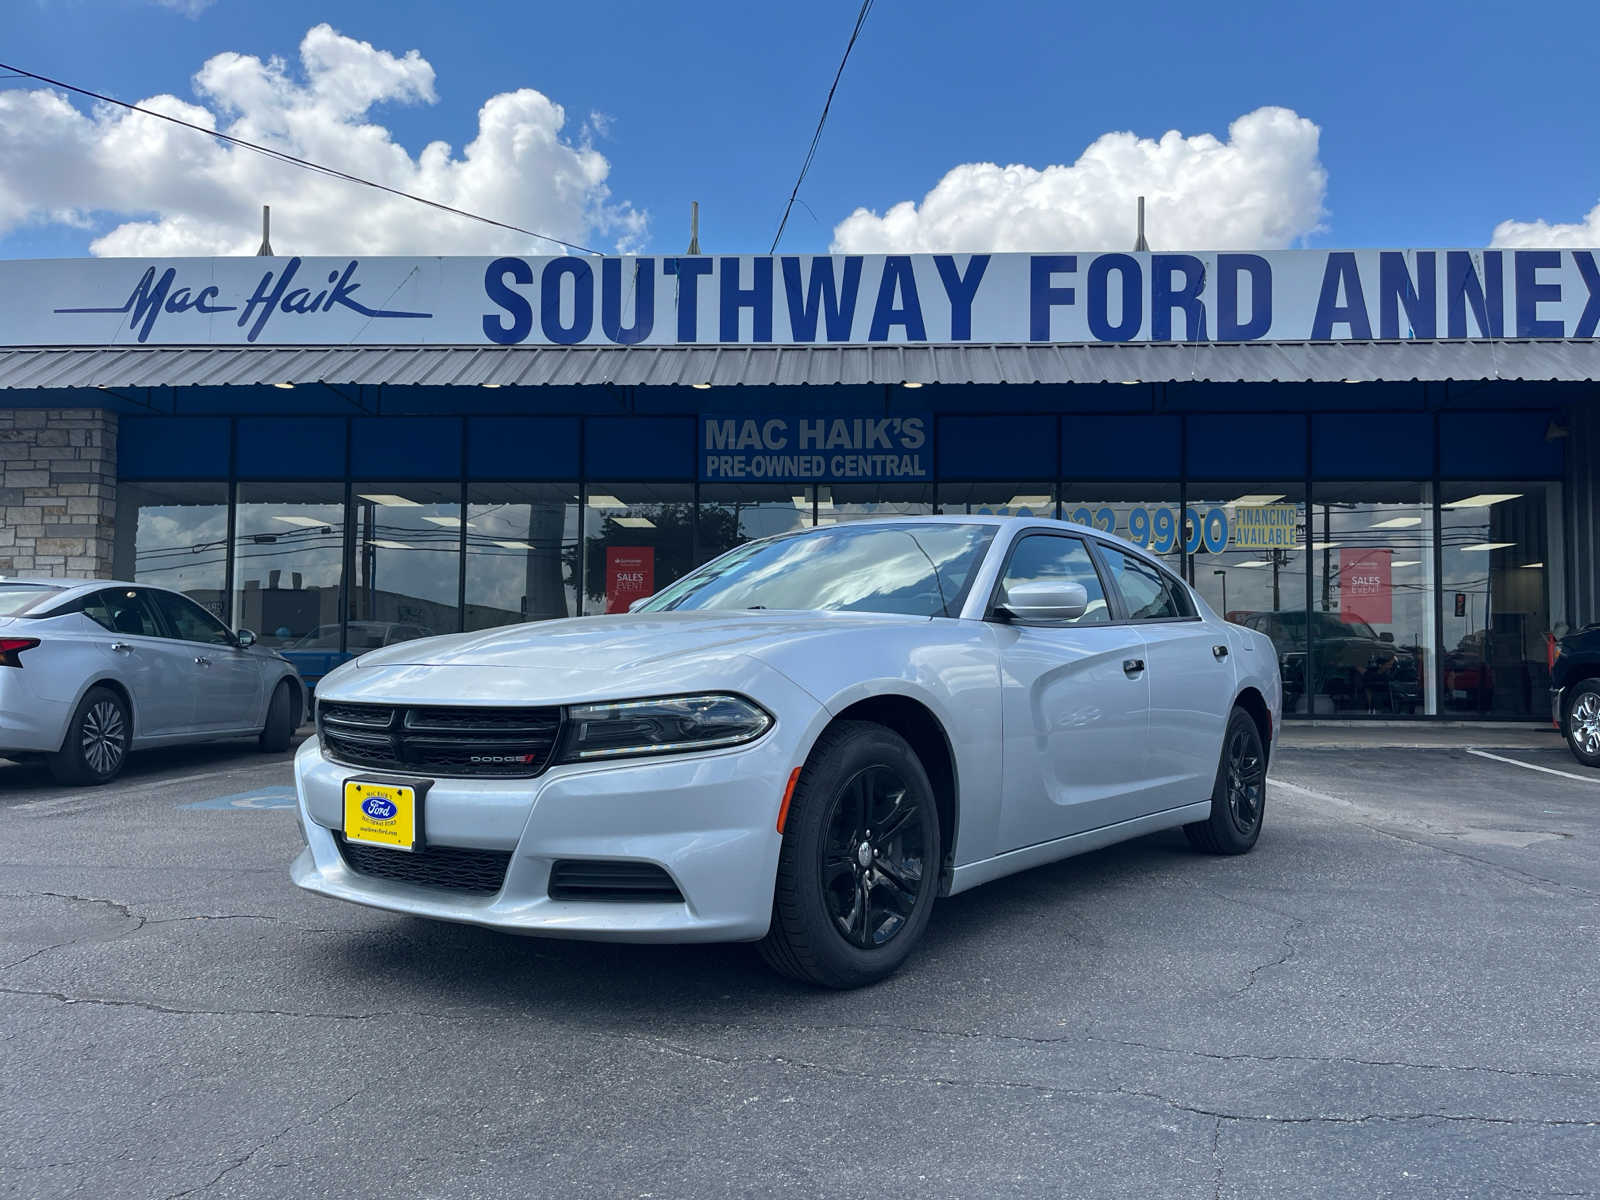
[0,408,119,579]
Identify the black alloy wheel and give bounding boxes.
[48,686,132,786]
[760,721,942,988]
[1222,723,1266,837]
[1185,706,1267,855]
[820,764,929,949]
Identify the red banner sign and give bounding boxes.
[1340,548,1392,625]
[605,546,655,613]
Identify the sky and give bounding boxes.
[2,0,1598,261]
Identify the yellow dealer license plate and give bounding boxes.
[343,780,419,851]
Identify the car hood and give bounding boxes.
[319,610,938,707]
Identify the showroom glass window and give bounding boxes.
[1186,484,1308,711]
[112,482,229,617]
[698,484,816,563]
[1309,484,1437,715]
[824,484,934,525]
[465,484,579,630]
[233,483,346,650]
[348,483,463,644]
[582,484,694,614]
[938,483,1056,519]
[1059,483,1183,568]
[1439,483,1556,718]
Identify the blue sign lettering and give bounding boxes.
[700,414,931,482]
[55,257,431,344]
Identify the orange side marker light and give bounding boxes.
[775,767,802,833]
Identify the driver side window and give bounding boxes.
[999,535,1110,625]
[149,590,235,646]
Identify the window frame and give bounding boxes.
[1087,540,1203,626]
[148,587,239,648]
[983,531,1116,627]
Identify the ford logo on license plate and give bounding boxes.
[361,796,397,821]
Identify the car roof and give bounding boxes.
[0,576,143,591]
[775,515,1179,568]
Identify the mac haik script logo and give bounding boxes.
[54,258,432,343]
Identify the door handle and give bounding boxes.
[1213,644,1229,660]
[1123,658,1145,677]
[194,656,212,667]
[110,642,133,653]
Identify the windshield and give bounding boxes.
[0,583,63,617]
[641,523,996,618]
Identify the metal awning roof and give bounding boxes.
[0,340,1597,390]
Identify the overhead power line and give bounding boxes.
[769,0,875,253]
[0,61,602,256]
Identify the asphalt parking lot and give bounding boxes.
[2,729,1597,1199]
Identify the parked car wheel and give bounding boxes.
[48,686,132,786]
[1184,707,1267,855]
[258,680,297,753]
[759,722,942,989]
[1563,679,1600,768]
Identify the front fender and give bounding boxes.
[751,622,1005,865]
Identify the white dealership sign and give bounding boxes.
[0,249,1595,348]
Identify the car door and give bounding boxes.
[146,589,263,731]
[1094,544,1236,812]
[991,532,1158,852]
[79,588,195,738]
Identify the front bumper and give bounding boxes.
[289,729,796,943]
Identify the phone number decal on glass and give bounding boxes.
[1071,506,1230,555]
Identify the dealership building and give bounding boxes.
[0,247,1596,720]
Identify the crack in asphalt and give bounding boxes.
[1209,1116,1224,1200]
[0,983,433,1022]
[622,1032,1599,1127]
[161,1090,359,1200]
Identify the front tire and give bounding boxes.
[1184,707,1267,855]
[1564,680,1600,768]
[258,680,296,753]
[759,722,942,989]
[48,686,132,786]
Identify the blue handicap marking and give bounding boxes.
[182,786,297,811]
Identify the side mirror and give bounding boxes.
[1378,631,1395,643]
[998,580,1089,623]
[235,628,257,648]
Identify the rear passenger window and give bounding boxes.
[999,535,1111,624]
[1098,546,1191,620]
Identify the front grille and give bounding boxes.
[318,702,562,778]
[336,835,512,895]
[548,860,685,904]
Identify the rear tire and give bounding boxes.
[258,680,295,753]
[1184,707,1267,855]
[1563,679,1600,768]
[48,686,132,786]
[759,721,942,989]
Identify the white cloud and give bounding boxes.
[1489,201,1600,248]
[0,23,646,257]
[830,106,1327,253]
[151,0,217,16]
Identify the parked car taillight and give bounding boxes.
[0,637,40,667]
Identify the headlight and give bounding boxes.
[556,694,773,762]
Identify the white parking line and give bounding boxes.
[1466,748,1600,786]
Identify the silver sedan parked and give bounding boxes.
[292,517,1281,988]
[0,578,305,784]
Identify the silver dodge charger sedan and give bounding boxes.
[292,517,1281,988]
[0,578,304,784]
